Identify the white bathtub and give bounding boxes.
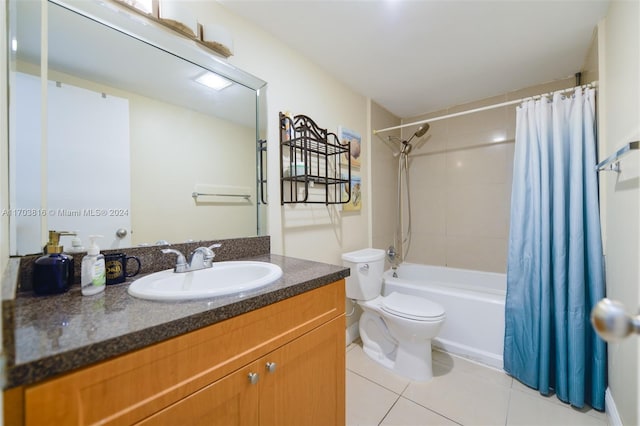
[383,263,506,370]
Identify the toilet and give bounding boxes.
[342,248,446,381]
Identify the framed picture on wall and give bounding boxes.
[342,172,361,212]
[338,126,361,168]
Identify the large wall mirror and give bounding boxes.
[8,0,267,255]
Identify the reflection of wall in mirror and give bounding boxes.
[13,64,256,250]
[13,72,131,254]
[130,94,256,245]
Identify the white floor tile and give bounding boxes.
[347,344,411,394]
[507,389,607,426]
[347,370,400,426]
[403,366,511,426]
[380,397,460,426]
[509,378,608,423]
[433,350,512,388]
[348,343,607,426]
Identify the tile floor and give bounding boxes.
[346,342,609,426]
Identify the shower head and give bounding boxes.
[406,123,430,144]
[414,123,430,138]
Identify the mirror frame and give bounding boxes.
[8,0,268,255]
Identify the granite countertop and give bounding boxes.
[3,254,349,389]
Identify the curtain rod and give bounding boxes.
[373,82,598,135]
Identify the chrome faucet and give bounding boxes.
[387,245,400,277]
[162,243,222,273]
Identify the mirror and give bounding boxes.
[9,0,267,255]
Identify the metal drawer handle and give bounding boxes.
[248,372,259,385]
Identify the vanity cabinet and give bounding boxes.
[6,280,345,425]
[140,316,344,426]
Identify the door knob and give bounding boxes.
[116,228,128,239]
[591,298,640,342]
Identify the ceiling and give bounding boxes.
[220,0,610,118]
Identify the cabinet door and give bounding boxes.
[259,315,345,426]
[136,362,260,426]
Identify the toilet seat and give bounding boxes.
[381,292,445,322]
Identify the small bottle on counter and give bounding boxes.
[81,235,106,296]
[66,236,85,253]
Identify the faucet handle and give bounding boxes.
[201,244,221,267]
[161,248,187,273]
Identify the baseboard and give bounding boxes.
[606,387,622,426]
[346,321,360,346]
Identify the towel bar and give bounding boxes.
[596,141,639,172]
[192,192,250,200]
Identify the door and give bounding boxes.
[259,316,346,426]
[12,72,132,254]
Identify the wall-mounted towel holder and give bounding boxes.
[191,192,250,200]
[596,141,639,173]
[192,184,251,201]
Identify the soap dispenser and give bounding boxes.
[81,235,106,296]
[66,235,86,254]
[33,231,76,295]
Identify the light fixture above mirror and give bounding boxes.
[113,0,234,58]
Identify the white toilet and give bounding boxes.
[342,248,446,381]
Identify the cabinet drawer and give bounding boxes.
[22,280,345,425]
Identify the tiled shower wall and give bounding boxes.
[373,77,575,274]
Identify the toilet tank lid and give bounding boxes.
[342,248,385,263]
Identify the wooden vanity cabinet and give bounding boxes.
[140,316,344,426]
[5,280,346,426]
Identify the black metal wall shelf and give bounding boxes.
[280,113,351,205]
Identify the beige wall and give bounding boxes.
[129,95,256,244]
[186,2,371,265]
[370,102,400,252]
[598,1,640,424]
[582,27,599,84]
[382,78,573,273]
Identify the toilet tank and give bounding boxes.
[342,248,386,301]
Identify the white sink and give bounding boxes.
[128,261,283,301]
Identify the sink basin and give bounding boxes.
[128,261,283,301]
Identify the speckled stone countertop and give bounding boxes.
[3,252,349,389]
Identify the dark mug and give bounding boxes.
[105,253,141,285]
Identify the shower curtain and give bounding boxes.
[504,87,606,410]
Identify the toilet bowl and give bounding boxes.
[342,248,446,381]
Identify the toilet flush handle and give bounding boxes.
[359,264,369,273]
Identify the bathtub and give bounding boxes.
[383,263,506,370]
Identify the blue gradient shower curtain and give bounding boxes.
[504,87,606,410]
